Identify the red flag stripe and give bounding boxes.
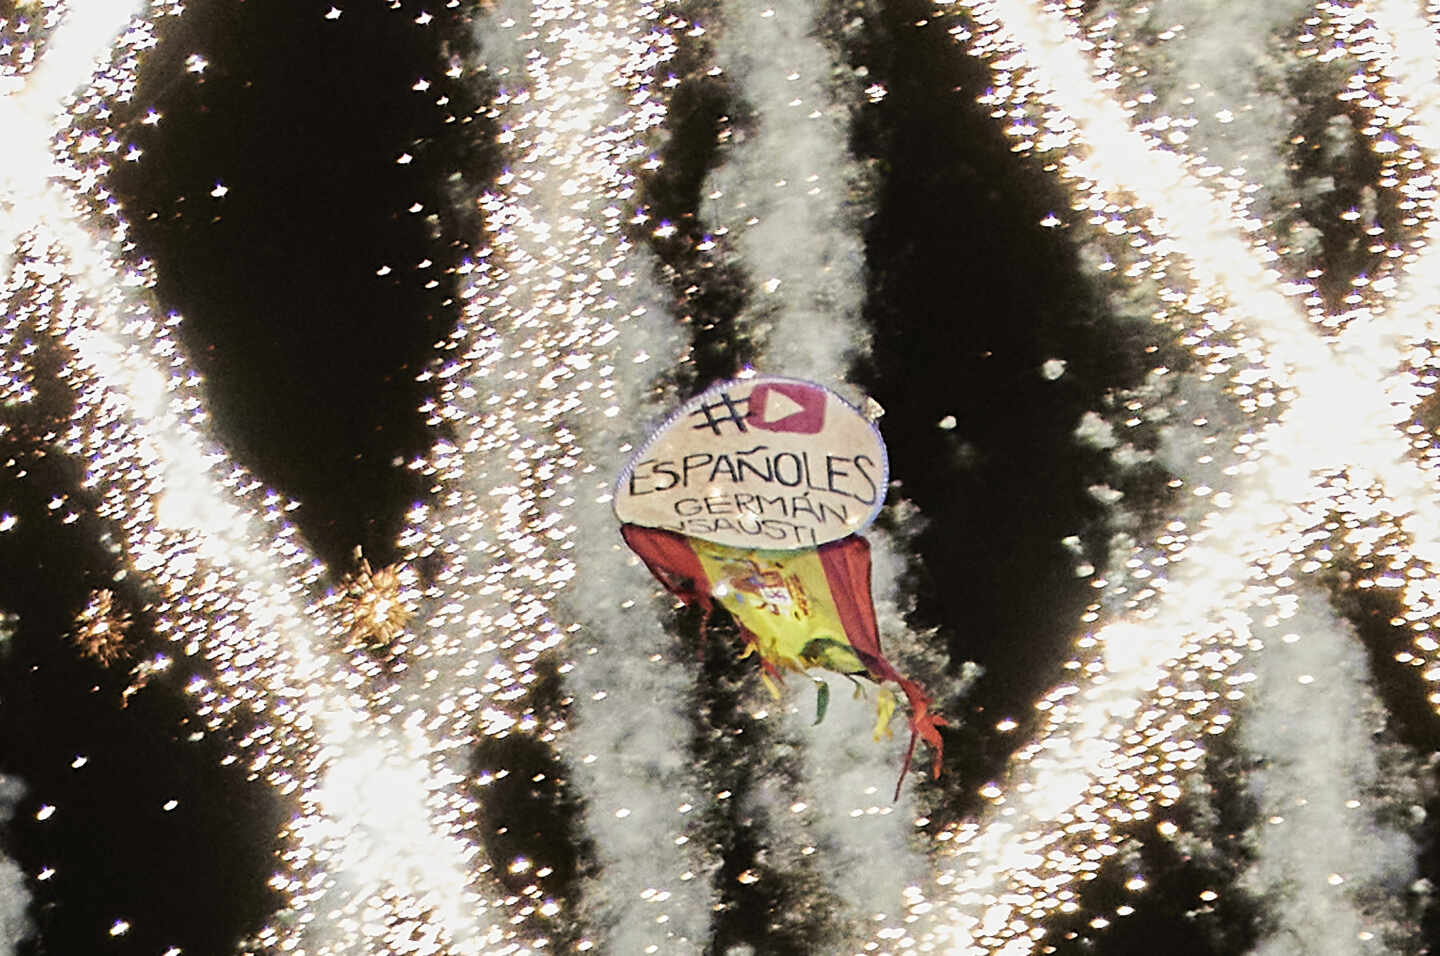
[816,536,897,683]
[621,524,713,612]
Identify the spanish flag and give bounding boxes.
[621,524,944,796]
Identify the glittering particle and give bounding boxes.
[336,546,413,647]
[11,0,1440,951]
[71,589,130,666]
[913,0,1440,950]
[0,3,521,951]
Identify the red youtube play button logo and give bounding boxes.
[747,381,826,434]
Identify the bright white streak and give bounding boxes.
[0,774,30,955]
[1349,0,1440,717]
[1340,0,1440,571]
[0,5,508,953]
[1084,0,1314,235]
[922,0,1440,950]
[14,0,144,107]
[1240,589,1414,956]
[702,0,871,380]
[399,2,711,949]
[929,501,1275,952]
[0,0,141,259]
[1106,2,1434,948]
[700,1,929,940]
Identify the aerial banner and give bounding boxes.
[614,376,888,548]
[616,376,943,797]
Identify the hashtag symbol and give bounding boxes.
[691,391,749,435]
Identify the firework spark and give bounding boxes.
[394,1,709,950]
[0,3,517,953]
[336,547,415,648]
[71,588,130,666]
[912,0,1440,951]
[695,0,937,942]
[9,0,1440,952]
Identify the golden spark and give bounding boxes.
[338,546,413,647]
[71,588,130,666]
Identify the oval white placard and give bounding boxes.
[614,376,889,549]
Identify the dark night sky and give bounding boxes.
[110,0,489,569]
[0,1,1209,952]
[5,4,494,951]
[3,1,1426,954]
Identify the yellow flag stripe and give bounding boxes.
[690,539,855,676]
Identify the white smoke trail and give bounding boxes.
[1128,1,1440,950]
[1088,0,1315,213]
[0,774,30,954]
[1364,0,1440,336]
[1081,1,1432,946]
[1240,587,1416,956]
[699,1,934,941]
[914,0,1440,949]
[398,2,712,949]
[702,0,871,381]
[0,5,518,953]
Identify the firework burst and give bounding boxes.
[336,547,414,649]
[71,588,130,666]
